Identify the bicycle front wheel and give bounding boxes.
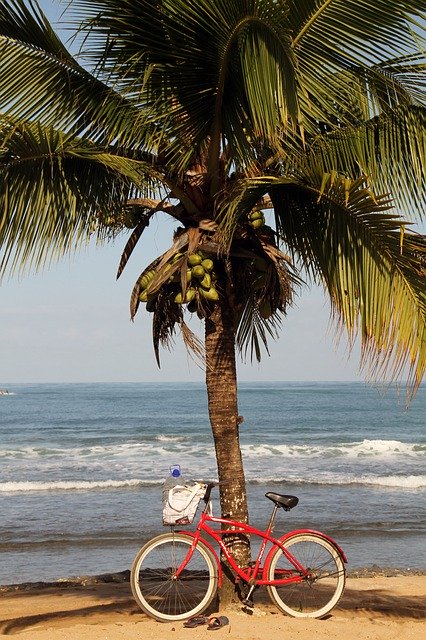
[131,532,218,622]
[267,533,346,618]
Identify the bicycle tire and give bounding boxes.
[131,532,218,622]
[266,533,346,618]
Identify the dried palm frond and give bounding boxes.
[152,289,183,367]
[180,320,206,369]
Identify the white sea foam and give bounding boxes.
[1,438,422,461]
[0,440,198,459]
[0,479,154,493]
[2,472,424,494]
[252,474,426,489]
[357,474,426,489]
[241,439,424,459]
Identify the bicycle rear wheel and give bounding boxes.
[267,533,346,618]
[131,532,218,622]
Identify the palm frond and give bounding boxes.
[180,320,206,370]
[289,0,425,62]
[285,1,425,136]
[0,0,157,148]
[213,170,425,396]
[233,240,299,361]
[216,176,295,251]
[236,297,277,362]
[308,105,426,218]
[69,0,303,178]
[116,209,154,279]
[0,116,163,276]
[270,173,426,399]
[369,54,426,108]
[152,288,183,367]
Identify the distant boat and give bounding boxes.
[0,388,12,395]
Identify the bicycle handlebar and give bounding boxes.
[202,480,231,504]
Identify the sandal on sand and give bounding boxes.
[207,615,229,630]
[183,615,210,628]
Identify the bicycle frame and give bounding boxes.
[176,502,347,589]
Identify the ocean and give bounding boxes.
[0,382,424,586]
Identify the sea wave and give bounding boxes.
[0,479,156,493]
[0,438,423,460]
[251,474,426,489]
[1,472,424,493]
[241,439,425,459]
[0,440,195,459]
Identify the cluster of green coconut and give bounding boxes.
[248,210,265,228]
[177,251,219,303]
[138,249,219,312]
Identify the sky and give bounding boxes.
[0,1,413,385]
[0,214,364,384]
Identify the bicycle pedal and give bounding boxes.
[241,597,254,608]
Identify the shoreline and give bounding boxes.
[1,566,426,593]
[1,565,425,593]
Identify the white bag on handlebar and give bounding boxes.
[162,482,206,526]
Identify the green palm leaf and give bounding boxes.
[309,105,426,218]
[273,175,426,398]
[217,171,425,397]
[0,116,161,275]
[0,1,425,397]
[0,0,155,148]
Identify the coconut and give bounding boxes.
[188,253,202,266]
[192,265,205,278]
[250,217,265,229]
[199,273,212,289]
[199,287,219,301]
[185,288,197,303]
[201,258,214,272]
[175,288,196,304]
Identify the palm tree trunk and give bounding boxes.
[205,295,250,605]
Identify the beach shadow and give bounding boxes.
[0,580,221,635]
[234,581,425,621]
[338,583,425,620]
[0,599,133,635]
[0,582,137,635]
[0,579,424,635]
[252,582,425,620]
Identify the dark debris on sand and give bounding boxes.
[0,570,130,593]
[1,567,425,593]
[347,566,425,578]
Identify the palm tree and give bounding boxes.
[1,0,425,601]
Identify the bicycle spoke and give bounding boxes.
[267,534,346,618]
[131,533,218,621]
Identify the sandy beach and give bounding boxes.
[0,573,424,639]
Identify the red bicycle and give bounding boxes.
[131,482,347,622]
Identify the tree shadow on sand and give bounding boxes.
[0,578,424,635]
